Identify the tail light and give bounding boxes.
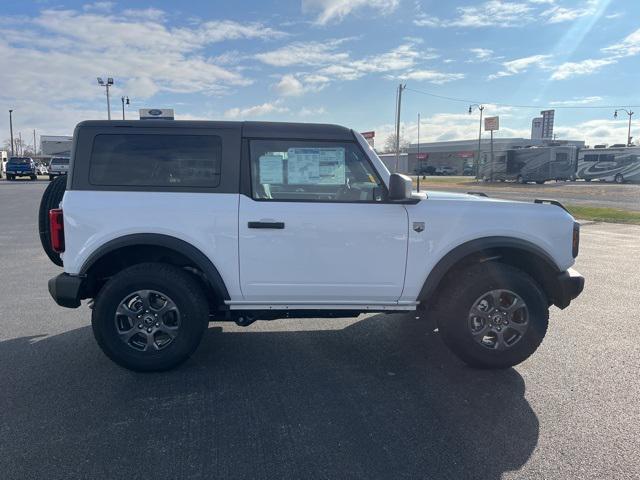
[49,208,65,253]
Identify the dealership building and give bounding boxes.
[379,137,585,175]
[40,135,73,158]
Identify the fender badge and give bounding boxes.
[413,222,425,233]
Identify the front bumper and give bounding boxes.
[48,273,84,308]
[554,268,584,309]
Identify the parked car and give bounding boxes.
[5,157,37,180]
[36,162,49,175]
[414,165,436,176]
[48,157,70,181]
[43,120,584,372]
[435,166,458,175]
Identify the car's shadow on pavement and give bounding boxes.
[1,313,539,480]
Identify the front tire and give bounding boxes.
[435,263,549,369]
[92,263,209,372]
[615,173,624,184]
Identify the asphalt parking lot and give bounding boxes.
[1,180,639,479]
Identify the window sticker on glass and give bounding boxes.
[287,148,345,185]
[259,154,284,184]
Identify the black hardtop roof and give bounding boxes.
[75,120,355,141]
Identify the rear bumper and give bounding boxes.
[48,273,84,308]
[553,268,584,309]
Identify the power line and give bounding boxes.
[404,87,640,110]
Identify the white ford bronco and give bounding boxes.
[42,120,584,372]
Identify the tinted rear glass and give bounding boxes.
[89,134,222,187]
[51,158,69,165]
[8,158,30,164]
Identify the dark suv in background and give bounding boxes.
[5,157,37,180]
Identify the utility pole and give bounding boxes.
[9,110,15,156]
[394,83,406,172]
[33,129,37,156]
[19,132,23,156]
[614,108,634,146]
[416,113,421,192]
[469,105,484,179]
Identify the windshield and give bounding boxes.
[8,158,31,165]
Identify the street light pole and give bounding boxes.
[121,96,130,120]
[417,112,421,193]
[97,77,114,120]
[469,104,484,179]
[8,109,14,156]
[614,108,634,146]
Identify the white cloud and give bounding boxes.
[550,58,616,80]
[302,0,399,25]
[602,28,640,58]
[257,39,456,88]
[549,96,603,106]
[554,119,635,147]
[541,3,598,24]
[488,54,551,79]
[82,2,114,12]
[273,74,305,96]
[255,39,351,67]
[299,106,327,117]
[399,70,466,84]
[224,101,288,119]
[415,0,600,28]
[468,47,494,62]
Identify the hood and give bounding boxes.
[419,190,517,204]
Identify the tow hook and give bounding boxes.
[235,315,257,327]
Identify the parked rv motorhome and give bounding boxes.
[478,146,578,183]
[576,146,640,183]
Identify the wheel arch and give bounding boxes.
[418,236,562,309]
[80,233,230,302]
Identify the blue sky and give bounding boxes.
[1,0,639,148]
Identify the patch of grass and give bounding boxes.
[566,205,640,225]
[411,176,476,186]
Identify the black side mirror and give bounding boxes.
[388,173,413,201]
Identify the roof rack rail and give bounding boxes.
[467,191,488,197]
[534,198,569,213]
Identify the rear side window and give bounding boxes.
[89,134,221,187]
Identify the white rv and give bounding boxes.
[577,146,640,183]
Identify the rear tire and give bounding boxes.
[92,263,209,372]
[516,175,525,184]
[615,173,624,184]
[38,175,67,266]
[535,180,545,185]
[7,174,14,181]
[434,263,549,369]
[31,174,37,181]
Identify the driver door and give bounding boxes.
[238,138,409,304]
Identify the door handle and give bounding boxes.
[248,221,285,229]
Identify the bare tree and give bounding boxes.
[382,133,410,154]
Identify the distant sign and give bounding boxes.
[484,116,499,131]
[360,131,375,148]
[541,109,554,139]
[457,151,475,158]
[416,153,428,160]
[139,108,175,120]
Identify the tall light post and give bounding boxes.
[469,104,484,178]
[416,112,421,192]
[614,108,634,146]
[394,83,406,172]
[97,77,114,120]
[8,109,14,156]
[121,96,130,120]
